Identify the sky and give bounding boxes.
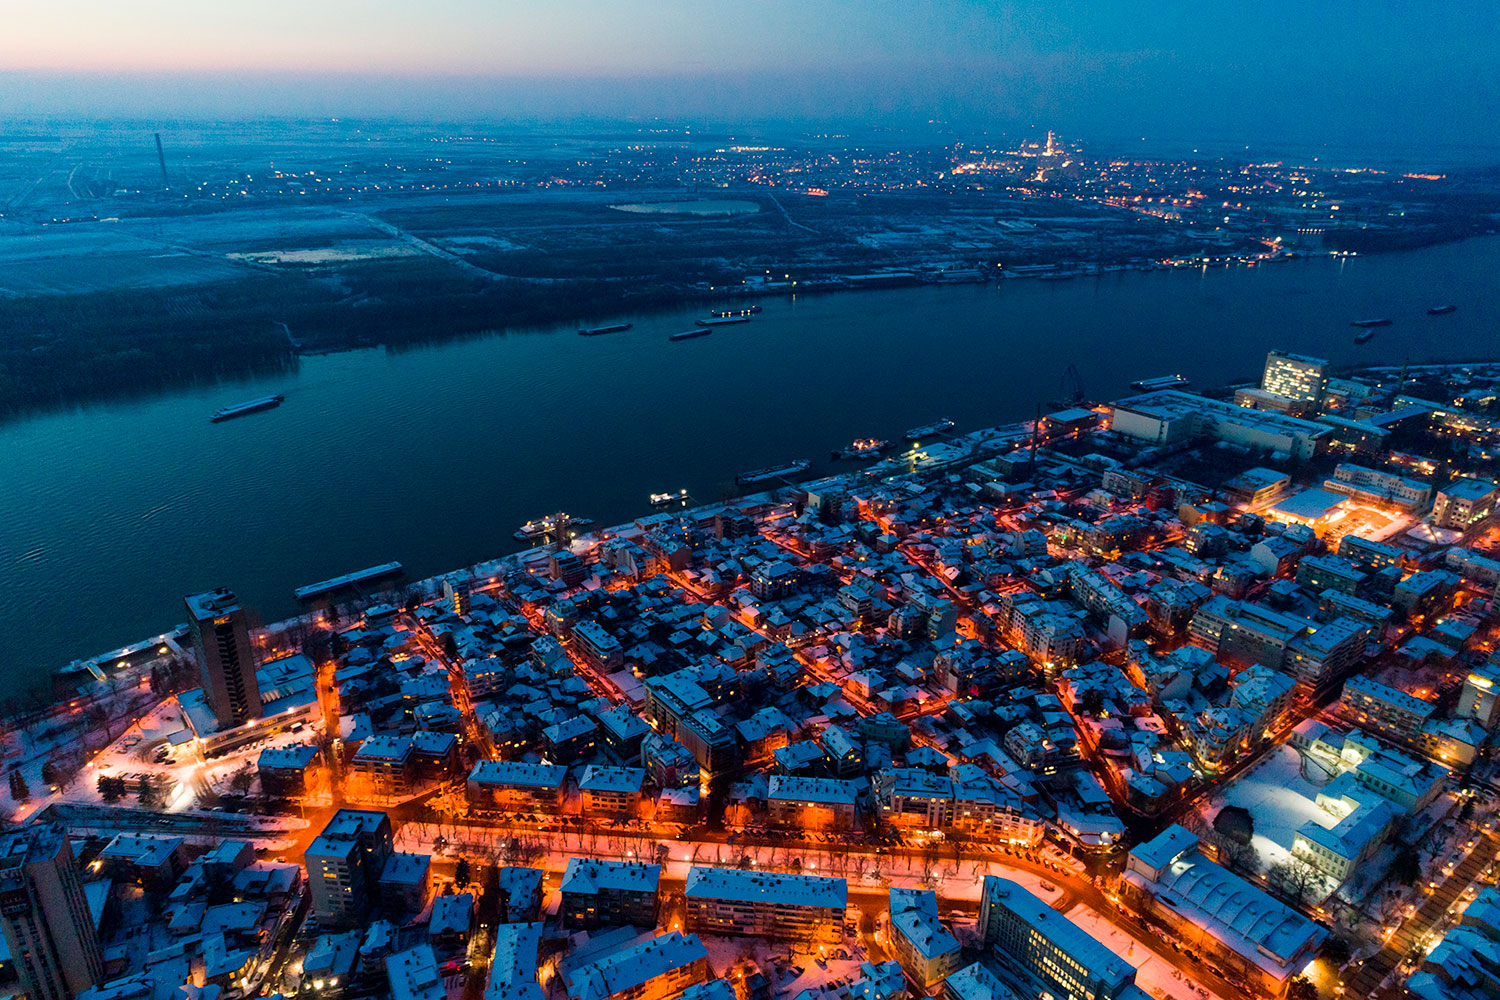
[3,1,1497,157]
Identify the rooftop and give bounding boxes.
[469,760,568,788]
[982,877,1131,986]
[684,866,847,909]
[560,859,661,896]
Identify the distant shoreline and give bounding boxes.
[5,233,1486,428]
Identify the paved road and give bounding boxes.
[402,817,1252,1000]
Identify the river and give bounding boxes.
[3,236,1499,687]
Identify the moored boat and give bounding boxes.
[737,460,811,485]
[832,438,893,460]
[1129,375,1191,392]
[904,418,955,440]
[514,512,593,542]
[211,394,285,422]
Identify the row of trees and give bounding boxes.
[97,773,173,808]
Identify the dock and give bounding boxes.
[90,626,191,672]
[294,561,405,601]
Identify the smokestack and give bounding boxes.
[154,132,169,189]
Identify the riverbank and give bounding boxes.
[0,236,1459,425]
[3,233,1498,686]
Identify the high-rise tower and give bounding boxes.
[185,588,262,729]
[0,826,104,1000]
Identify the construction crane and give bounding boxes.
[1060,364,1086,406]
[1047,364,1088,410]
[154,132,169,190]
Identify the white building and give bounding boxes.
[1261,350,1328,404]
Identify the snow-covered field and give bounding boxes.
[1207,744,1336,872]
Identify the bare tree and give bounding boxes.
[1270,858,1323,906]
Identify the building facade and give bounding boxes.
[185,588,263,730]
[0,826,104,1000]
[683,868,845,942]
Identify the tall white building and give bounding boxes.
[1261,350,1328,404]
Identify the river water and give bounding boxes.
[4,237,1499,687]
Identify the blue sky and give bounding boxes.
[3,1,1495,156]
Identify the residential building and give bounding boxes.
[1337,535,1405,572]
[1340,675,1434,741]
[684,868,846,942]
[1189,596,1365,685]
[887,888,961,990]
[641,733,700,790]
[0,825,104,1000]
[467,761,568,813]
[874,768,955,829]
[487,921,545,1000]
[1296,555,1365,596]
[1458,666,1500,731]
[563,931,708,1000]
[579,766,647,820]
[379,852,432,914]
[257,743,322,798]
[306,810,394,927]
[818,726,865,777]
[766,776,860,831]
[1432,478,1500,530]
[387,945,445,1000]
[1228,664,1299,738]
[185,588,263,729]
[429,893,475,955]
[494,868,545,923]
[1407,887,1500,1000]
[1392,570,1459,619]
[350,736,416,799]
[96,833,189,892]
[573,622,624,673]
[560,860,661,930]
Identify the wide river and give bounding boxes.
[4,237,1500,687]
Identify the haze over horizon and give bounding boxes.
[5,1,1498,161]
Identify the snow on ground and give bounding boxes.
[396,824,1063,904]
[8,687,323,827]
[1207,744,1335,872]
[1066,905,1222,1000]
